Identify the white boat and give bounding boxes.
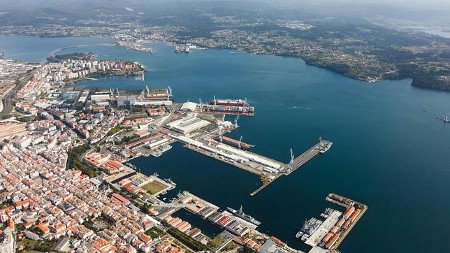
[151,144,172,157]
[151,150,162,157]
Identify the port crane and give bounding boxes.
[218,127,223,142]
[290,148,294,164]
[139,89,145,99]
[168,86,173,99]
[199,98,203,113]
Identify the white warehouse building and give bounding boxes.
[167,116,211,135]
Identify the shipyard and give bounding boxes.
[66,81,334,195]
[0,49,368,253]
[0,0,448,249]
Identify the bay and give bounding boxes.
[1,35,450,252]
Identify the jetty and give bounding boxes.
[248,139,332,196]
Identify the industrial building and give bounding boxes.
[258,239,288,253]
[166,116,211,135]
[116,95,173,107]
[180,102,197,112]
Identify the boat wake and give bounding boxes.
[284,106,313,110]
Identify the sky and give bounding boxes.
[265,0,450,10]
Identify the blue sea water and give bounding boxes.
[1,35,450,252]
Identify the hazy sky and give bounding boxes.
[266,0,450,10]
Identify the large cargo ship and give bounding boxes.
[227,205,261,226]
[202,105,255,116]
[209,97,248,107]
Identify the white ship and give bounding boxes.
[151,144,172,157]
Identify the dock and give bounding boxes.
[184,143,266,176]
[218,136,254,150]
[251,139,332,196]
[293,194,367,251]
[284,140,332,175]
[249,176,280,196]
[200,104,255,116]
[332,205,367,249]
[169,125,331,196]
[325,193,368,250]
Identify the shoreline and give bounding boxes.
[1,34,443,92]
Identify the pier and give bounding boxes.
[284,140,332,175]
[184,144,266,176]
[294,193,367,251]
[325,193,368,250]
[250,139,332,196]
[173,134,331,196]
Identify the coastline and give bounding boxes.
[1,34,447,92]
